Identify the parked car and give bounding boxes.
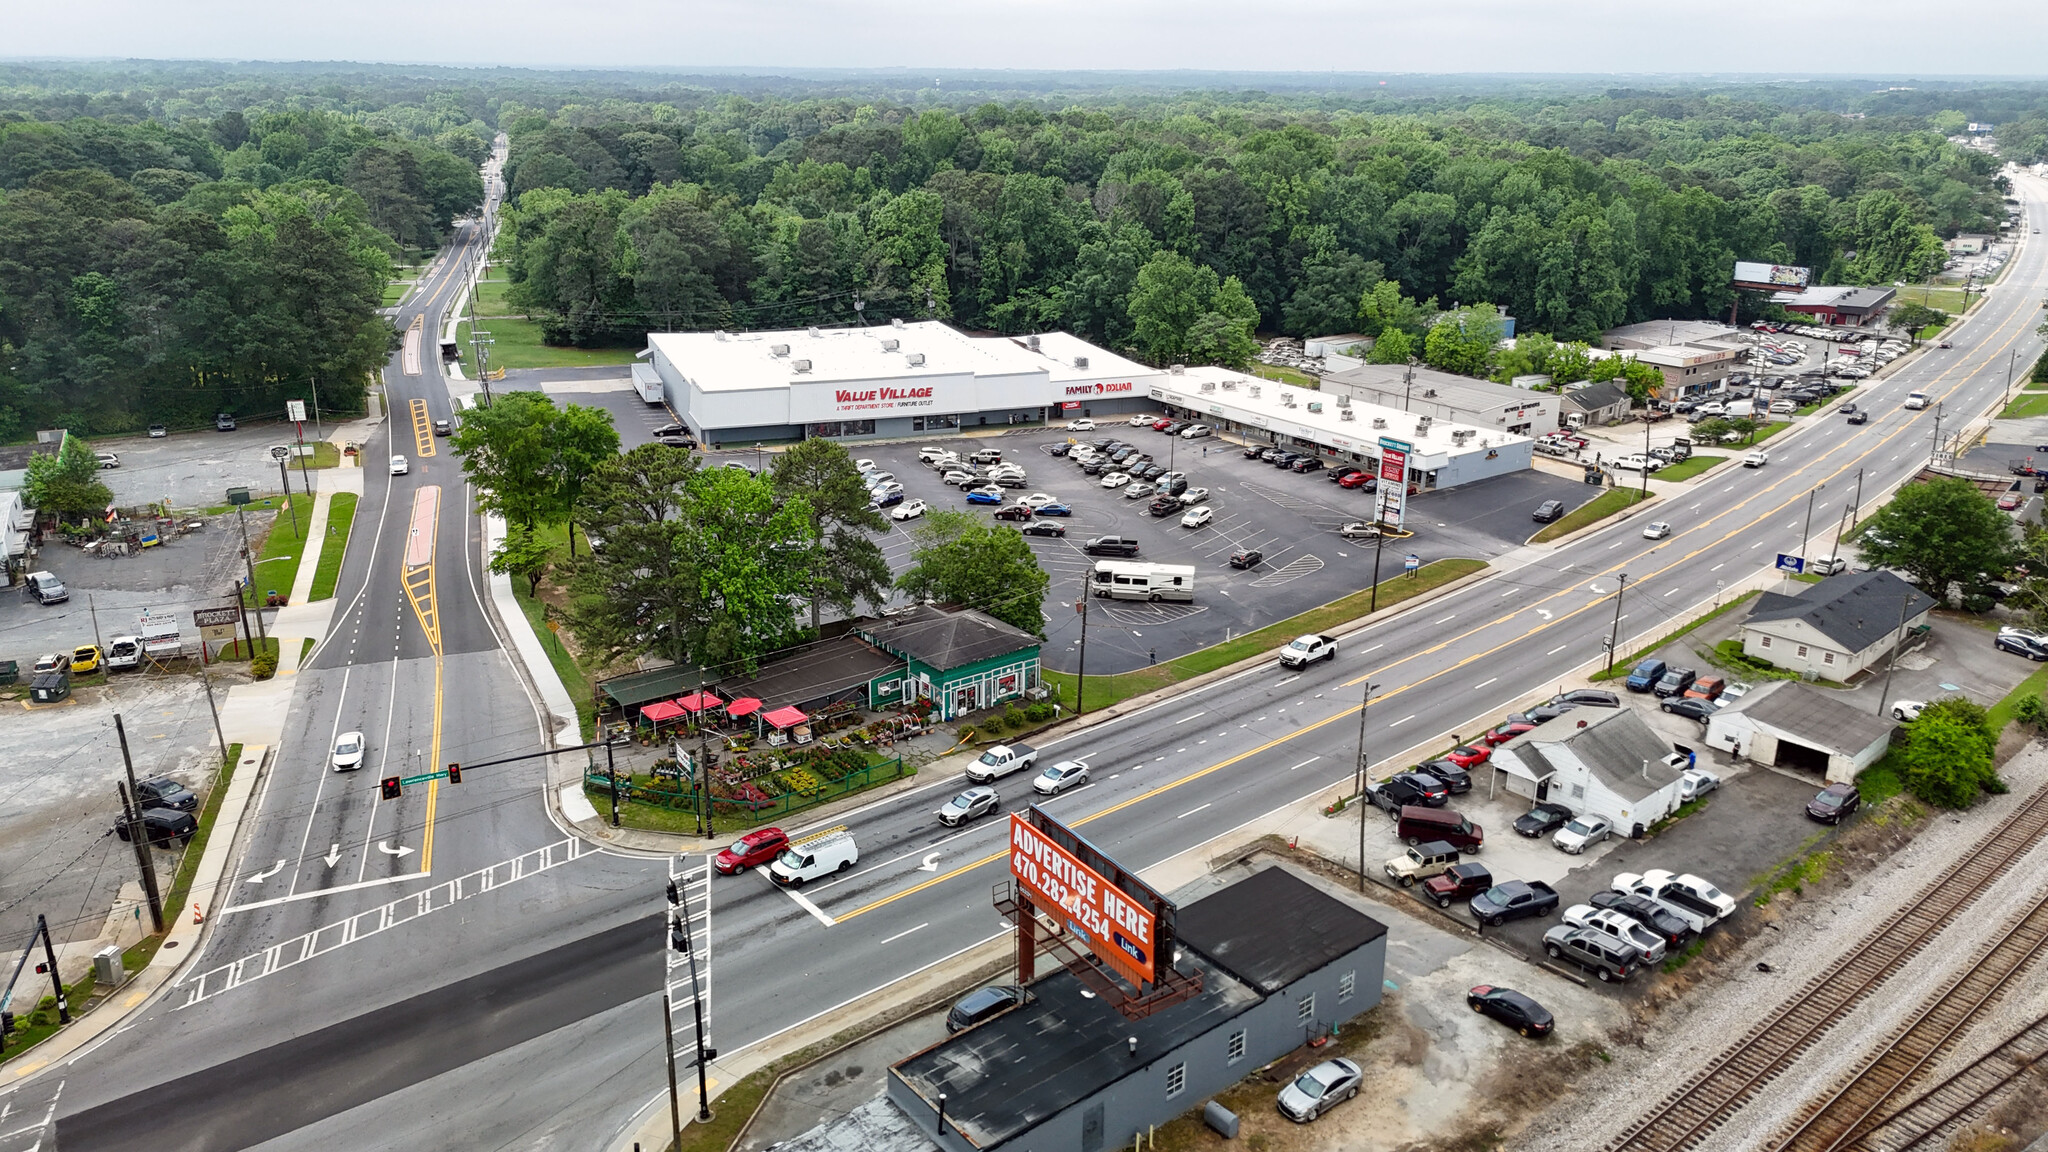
[1625,658,1667,693]
[938,786,1001,827]
[1618,869,1736,927]
[1367,772,1448,810]
[1123,482,1158,501]
[1067,418,1097,431]
[1679,767,1721,802]
[870,490,905,509]
[1083,536,1139,557]
[214,412,237,431]
[1384,840,1462,887]
[1683,675,1726,702]
[148,423,168,437]
[1180,506,1214,529]
[1035,502,1073,517]
[1806,782,1861,825]
[1891,700,1924,722]
[1653,666,1697,698]
[1995,632,2048,660]
[1532,500,1566,523]
[1542,925,1644,983]
[891,499,930,522]
[1230,548,1264,569]
[96,451,121,469]
[1552,689,1621,708]
[1553,815,1612,855]
[115,807,197,848]
[1513,801,1573,838]
[1587,889,1695,948]
[1413,760,1472,794]
[1021,521,1066,538]
[1483,718,1537,746]
[1661,697,1717,722]
[966,487,1004,505]
[1466,986,1553,1038]
[1339,521,1383,540]
[1179,423,1213,439]
[133,776,198,812]
[1425,863,1494,908]
[1330,467,1368,485]
[1275,1057,1362,1124]
[946,985,1029,1033]
[1443,744,1491,770]
[1562,905,1668,963]
[1397,806,1484,851]
[1290,456,1321,473]
[1180,486,1210,504]
[1470,880,1559,926]
[1340,471,1377,490]
[714,828,790,875]
[70,645,103,674]
[1100,472,1132,489]
[992,504,1033,522]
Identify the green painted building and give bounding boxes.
[857,605,1043,721]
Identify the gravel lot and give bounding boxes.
[1510,747,2048,1152]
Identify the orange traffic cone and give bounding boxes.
[192,902,204,925]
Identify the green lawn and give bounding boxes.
[1652,454,1726,483]
[296,441,341,469]
[1750,421,1792,444]
[309,492,359,601]
[1900,285,1972,314]
[1532,487,1649,543]
[1248,363,1319,388]
[2000,393,2048,419]
[1042,558,1487,715]
[242,493,313,606]
[383,280,413,306]
[472,278,516,314]
[455,317,640,371]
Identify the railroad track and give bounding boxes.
[1767,893,2048,1152]
[1603,785,2048,1152]
[1855,1011,2048,1152]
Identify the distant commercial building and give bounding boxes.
[1948,234,1994,255]
[1559,380,1632,428]
[1770,286,1897,327]
[1321,363,1559,439]
[857,604,1044,721]
[1153,367,1532,493]
[1602,320,1745,351]
[1631,344,1744,401]
[643,322,1165,446]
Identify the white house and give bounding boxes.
[1704,680,1894,784]
[1489,707,1691,835]
[1739,571,1937,680]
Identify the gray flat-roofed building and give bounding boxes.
[1322,363,1558,439]
[1602,319,1745,351]
[887,866,1386,1152]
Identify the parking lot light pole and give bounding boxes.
[1355,681,1381,893]
[1605,573,1629,674]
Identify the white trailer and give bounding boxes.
[1091,561,1195,602]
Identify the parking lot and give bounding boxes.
[835,420,1599,675]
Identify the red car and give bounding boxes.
[1483,720,1537,746]
[1152,418,1175,431]
[714,827,789,875]
[1446,744,1491,769]
[1338,470,1377,490]
[1999,492,2024,511]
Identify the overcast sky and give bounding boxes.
[11,0,2048,76]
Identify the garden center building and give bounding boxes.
[642,322,1167,445]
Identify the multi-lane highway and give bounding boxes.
[29,173,2045,1151]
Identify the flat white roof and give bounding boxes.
[1156,368,1530,463]
[646,322,1154,394]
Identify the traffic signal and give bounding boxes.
[666,879,680,906]
[380,776,402,800]
[446,762,462,784]
[669,916,691,955]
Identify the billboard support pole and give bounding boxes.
[1016,890,1036,985]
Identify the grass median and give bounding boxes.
[240,493,313,607]
[1650,454,1725,483]
[1042,557,1486,716]
[1532,487,1648,543]
[309,492,359,601]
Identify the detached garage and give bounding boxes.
[1705,680,1894,784]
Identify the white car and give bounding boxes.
[869,481,905,498]
[941,470,977,486]
[1743,450,1769,468]
[1067,418,1097,431]
[1128,414,1158,427]
[390,454,409,475]
[861,470,896,486]
[1022,492,1058,509]
[332,731,366,772]
[1642,521,1671,539]
[1101,472,1131,489]
[1891,700,1925,722]
[916,446,949,464]
[1179,423,1213,439]
[1031,759,1090,795]
[1612,453,1661,472]
[1180,486,1209,504]
[1181,506,1214,529]
[854,458,877,472]
[96,451,121,469]
[1554,815,1612,854]
[1679,767,1721,801]
[1339,521,1382,540]
[1561,905,1668,963]
[890,499,929,522]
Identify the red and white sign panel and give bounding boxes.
[1731,261,1811,290]
[1009,814,1157,989]
[1376,443,1409,529]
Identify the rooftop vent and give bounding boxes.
[807,327,822,338]
[892,317,906,329]
[1372,417,1387,429]
[881,338,900,352]
[1072,356,1089,369]
[792,359,813,373]
[1335,395,1351,407]
[1026,335,1041,351]
[1169,364,1185,375]
[1424,389,1438,398]
[714,331,729,342]
[770,343,791,357]
[906,352,926,367]
[1307,401,1323,413]
[1222,379,1238,390]
[1249,384,1262,398]
[1281,392,1297,407]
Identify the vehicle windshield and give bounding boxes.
[1287,639,1310,650]
[724,840,753,856]
[1480,886,1508,903]
[1693,880,1727,899]
[337,740,359,754]
[1291,1071,1329,1098]
[976,750,1003,765]
[1563,820,1596,836]
[775,849,805,870]
[1814,792,1844,808]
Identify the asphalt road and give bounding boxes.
[30,171,2048,1152]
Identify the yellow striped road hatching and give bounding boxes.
[409,397,437,457]
[400,486,445,872]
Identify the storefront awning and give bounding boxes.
[762,705,808,730]
[726,697,762,718]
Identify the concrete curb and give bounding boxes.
[0,743,270,1089]
[481,512,579,744]
[1525,486,1665,551]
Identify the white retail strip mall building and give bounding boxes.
[644,321,1531,494]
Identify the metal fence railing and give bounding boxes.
[585,756,908,828]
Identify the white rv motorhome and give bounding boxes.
[1091,561,1195,602]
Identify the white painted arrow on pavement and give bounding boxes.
[378,841,416,858]
[323,844,342,867]
[919,852,942,872]
[1537,609,1553,620]
[243,860,286,885]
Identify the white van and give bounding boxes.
[770,828,858,887]
[1091,561,1195,602]
[1903,391,1929,410]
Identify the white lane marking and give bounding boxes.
[243,860,286,885]
[290,665,355,897]
[1547,644,1569,655]
[1501,587,1518,596]
[1710,563,1725,572]
[1473,677,1497,690]
[1389,714,1415,727]
[1176,803,1212,820]
[1287,756,1321,771]
[784,885,836,927]
[220,870,433,915]
[1723,484,1736,492]
[1174,711,1207,724]
[1277,675,1300,687]
[1608,541,1625,549]
[878,922,929,946]
[1434,614,1456,624]
[1358,644,1384,655]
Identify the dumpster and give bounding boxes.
[29,670,70,703]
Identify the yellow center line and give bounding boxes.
[833,302,2039,925]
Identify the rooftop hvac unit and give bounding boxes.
[1026,335,1041,351]
[1281,393,1296,407]
[808,327,822,338]
[792,359,813,373]
[1336,395,1351,407]
[1222,379,1238,390]
[1072,355,1089,369]
[1169,364,1185,375]
[1199,381,1215,393]
[1371,417,1387,428]
[881,338,900,352]
[1248,384,1262,398]
[892,317,906,329]
[1340,408,1356,420]
[714,331,729,342]
[906,352,926,367]
[1424,389,1438,398]
[1307,401,1323,413]
[770,343,791,357]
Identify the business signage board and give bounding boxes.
[1377,436,1412,529]
[787,374,978,422]
[1732,262,1812,290]
[286,399,307,423]
[1775,553,1806,575]
[1009,810,1172,989]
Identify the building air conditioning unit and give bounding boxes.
[1307,401,1323,413]
[1169,364,1185,375]
[892,317,906,329]
[808,327,822,338]
[1340,408,1356,420]
[1222,379,1238,390]
[881,338,900,352]
[792,359,813,373]
[1026,335,1041,351]
[770,343,791,357]
[906,352,926,367]
[1424,389,1438,398]
[1072,355,1089,369]
[1372,417,1387,428]
[1281,393,1296,407]
[1248,384,1262,398]
[1199,381,1215,393]
[1336,395,1351,407]
[714,331,729,342]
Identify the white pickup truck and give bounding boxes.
[1279,634,1338,669]
[966,742,1039,784]
[1742,449,1769,468]
[1614,869,1736,933]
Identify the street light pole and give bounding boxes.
[1930,403,1945,467]
[1355,680,1381,893]
[1073,594,1090,718]
[1798,483,1825,570]
[1640,416,1651,501]
[1605,573,1629,674]
[1369,526,1387,613]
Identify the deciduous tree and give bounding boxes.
[1857,478,2015,603]
[23,435,113,520]
[896,511,1048,635]
[771,438,891,631]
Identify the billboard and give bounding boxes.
[1732,261,1812,291]
[1377,437,1411,529]
[1009,811,1169,989]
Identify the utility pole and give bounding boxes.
[89,592,104,654]
[1846,467,1866,533]
[233,507,266,641]
[114,716,166,933]
[606,730,621,829]
[1402,359,1416,413]
[276,455,300,540]
[196,655,230,762]
[1930,404,1945,467]
[665,860,716,1125]
[2004,348,2021,408]
[37,915,69,1025]
[1605,573,1629,674]
[1876,594,1913,718]
[1798,483,1825,570]
[1073,594,1091,718]
[1355,681,1381,893]
[1640,416,1652,501]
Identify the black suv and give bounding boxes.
[1367,772,1449,811]
[1243,444,1269,459]
[1290,456,1321,473]
[1147,496,1184,517]
[1083,536,1140,557]
[1532,500,1565,523]
[135,776,199,811]
[116,807,197,847]
[1653,666,1698,698]
[1414,759,1472,794]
